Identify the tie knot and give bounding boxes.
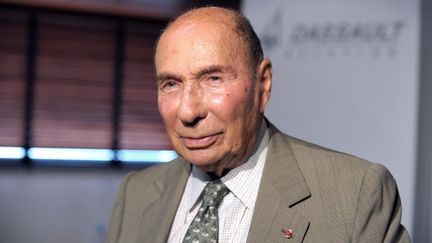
[201,179,229,207]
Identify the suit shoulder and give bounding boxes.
[285,134,372,174]
[282,133,398,204]
[279,133,395,194]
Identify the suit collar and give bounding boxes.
[247,124,311,243]
[264,125,311,207]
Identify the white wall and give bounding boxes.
[243,0,420,234]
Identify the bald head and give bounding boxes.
[155,7,264,75]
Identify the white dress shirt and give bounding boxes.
[168,121,269,243]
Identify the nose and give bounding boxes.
[177,84,206,127]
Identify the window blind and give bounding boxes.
[0,9,28,147]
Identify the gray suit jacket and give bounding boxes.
[108,125,410,243]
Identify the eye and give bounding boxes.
[165,81,177,87]
[204,75,223,87]
[159,79,180,92]
[209,75,221,81]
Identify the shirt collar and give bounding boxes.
[187,119,269,211]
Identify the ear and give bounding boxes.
[256,58,272,113]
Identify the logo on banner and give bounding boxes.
[260,9,406,59]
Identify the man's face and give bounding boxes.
[155,16,270,173]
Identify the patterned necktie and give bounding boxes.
[183,179,229,243]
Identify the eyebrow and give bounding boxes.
[157,65,237,84]
[156,72,183,84]
[191,65,237,79]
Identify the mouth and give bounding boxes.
[180,133,222,149]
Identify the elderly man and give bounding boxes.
[108,6,410,243]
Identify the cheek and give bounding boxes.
[207,91,238,114]
[158,95,178,122]
[206,86,249,120]
[208,92,230,106]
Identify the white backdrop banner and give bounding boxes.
[243,0,419,233]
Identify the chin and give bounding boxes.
[180,151,222,167]
[185,155,219,167]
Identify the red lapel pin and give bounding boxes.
[282,228,293,239]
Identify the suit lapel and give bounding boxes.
[137,159,191,242]
[247,125,311,243]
